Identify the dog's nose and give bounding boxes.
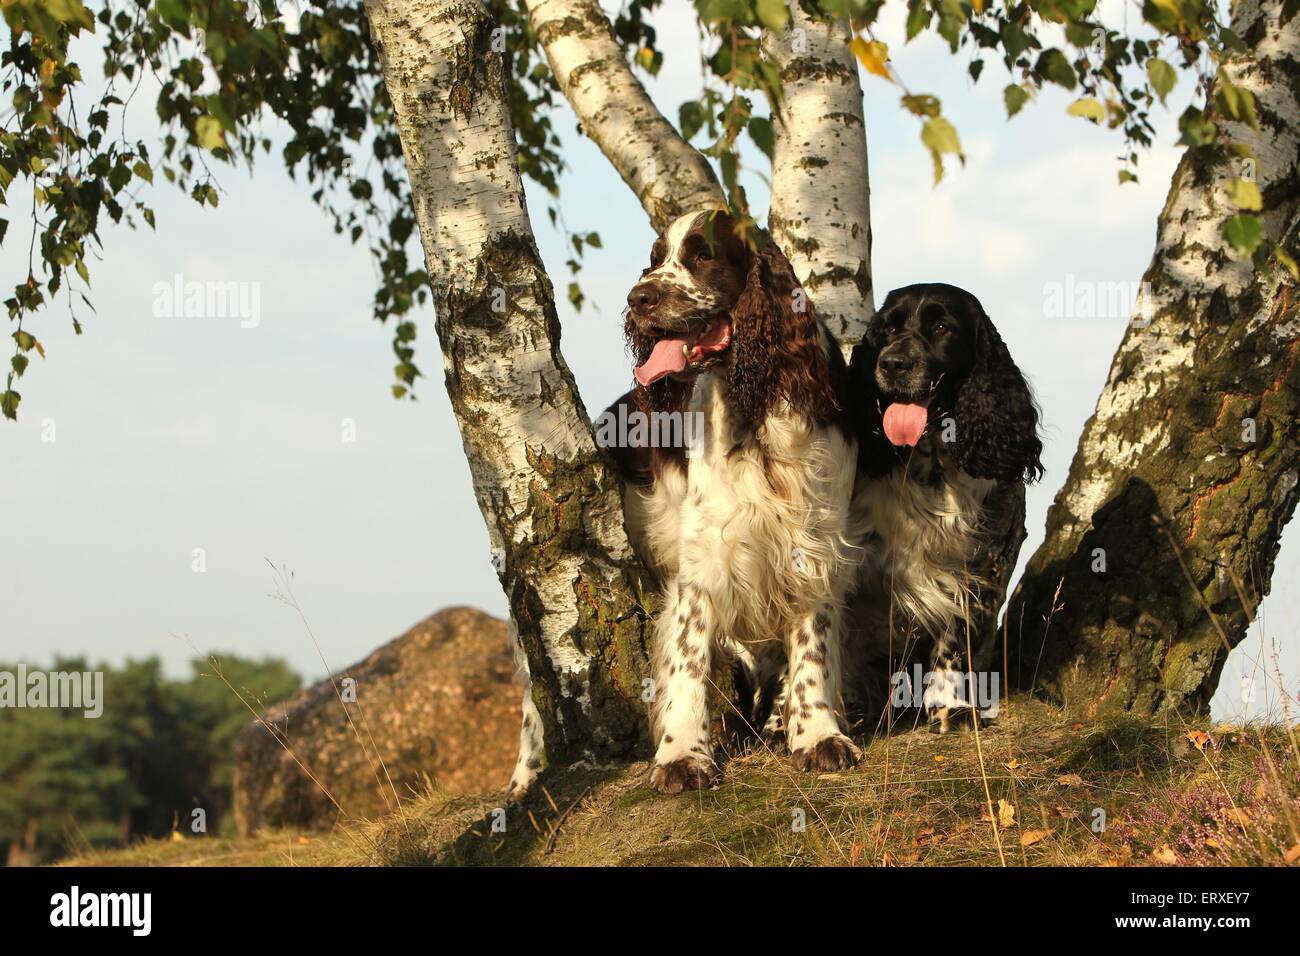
[628,282,660,313]
[879,352,915,374]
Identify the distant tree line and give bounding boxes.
[0,655,301,865]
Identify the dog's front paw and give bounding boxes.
[505,768,538,804]
[791,734,861,773]
[926,705,988,734]
[650,752,719,794]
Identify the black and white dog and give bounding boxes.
[845,283,1043,733]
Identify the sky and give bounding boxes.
[1,1,1294,723]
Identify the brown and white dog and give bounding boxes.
[604,210,863,793]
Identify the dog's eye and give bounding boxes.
[695,247,713,262]
[933,321,951,334]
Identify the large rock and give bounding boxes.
[233,607,520,835]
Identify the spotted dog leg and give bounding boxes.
[786,606,861,772]
[923,624,991,734]
[649,580,720,794]
[506,621,544,802]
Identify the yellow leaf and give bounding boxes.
[1020,829,1048,847]
[1276,247,1300,280]
[1226,178,1263,211]
[1054,773,1083,787]
[1284,844,1300,864]
[993,801,1013,832]
[1066,97,1106,124]
[1186,730,1213,752]
[933,754,945,762]
[195,115,227,152]
[850,37,892,81]
[1004,758,1020,770]
[1152,843,1177,864]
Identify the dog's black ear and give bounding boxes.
[950,301,1043,483]
[846,299,896,477]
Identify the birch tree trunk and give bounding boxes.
[763,1,874,352]
[523,0,723,231]
[1008,0,1300,716]
[363,0,655,765]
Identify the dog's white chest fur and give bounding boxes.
[625,372,857,647]
[850,464,995,649]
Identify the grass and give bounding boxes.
[63,697,1300,867]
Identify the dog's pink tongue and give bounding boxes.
[882,402,930,447]
[634,338,688,386]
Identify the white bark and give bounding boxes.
[1040,0,1300,547]
[363,0,651,764]
[1010,0,1300,711]
[764,1,874,352]
[523,0,723,231]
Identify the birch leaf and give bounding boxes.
[850,38,892,81]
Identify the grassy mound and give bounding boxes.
[64,699,1300,867]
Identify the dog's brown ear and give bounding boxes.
[728,237,839,428]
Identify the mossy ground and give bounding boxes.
[64,699,1300,867]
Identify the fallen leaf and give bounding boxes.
[933,755,946,763]
[1152,843,1177,864]
[849,841,864,865]
[1284,844,1300,864]
[1223,808,1251,827]
[1205,838,1221,850]
[1020,829,1049,847]
[997,799,1017,828]
[1054,773,1084,787]
[1186,730,1213,752]
[1004,758,1021,770]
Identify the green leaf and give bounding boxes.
[1177,106,1217,148]
[1215,81,1259,129]
[921,116,963,184]
[747,116,775,159]
[1118,170,1139,184]
[11,353,28,377]
[132,160,153,184]
[905,0,929,40]
[1035,49,1077,90]
[679,101,706,141]
[1225,178,1262,211]
[1,389,20,421]
[901,94,941,118]
[1003,84,1030,118]
[755,0,790,31]
[1221,214,1263,257]
[1146,57,1176,105]
[1066,97,1105,124]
